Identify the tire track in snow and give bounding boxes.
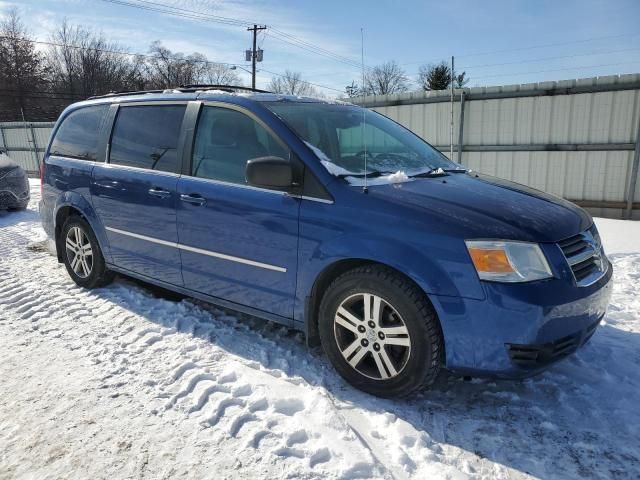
[1,241,367,476]
[0,239,438,479]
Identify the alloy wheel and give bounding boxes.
[333,293,411,380]
[65,226,93,279]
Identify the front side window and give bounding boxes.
[191,106,288,185]
[265,102,457,177]
[50,105,108,161]
[110,105,186,173]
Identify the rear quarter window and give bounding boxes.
[109,105,186,174]
[50,105,108,161]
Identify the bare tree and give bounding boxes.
[202,62,241,85]
[363,61,409,95]
[143,41,210,89]
[267,70,318,96]
[418,61,469,91]
[0,9,49,120]
[46,20,142,97]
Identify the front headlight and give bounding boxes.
[465,240,553,283]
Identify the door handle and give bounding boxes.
[148,187,172,198]
[180,193,206,206]
[94,180,122,190]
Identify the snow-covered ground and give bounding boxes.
[1,180,639,480]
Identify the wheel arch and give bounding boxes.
[303,258,445,362]
[53,193,111,264]
[54,205,82,262]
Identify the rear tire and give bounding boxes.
[318,265,443,398]
[60,216,114,289]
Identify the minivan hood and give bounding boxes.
[366,172,591,243]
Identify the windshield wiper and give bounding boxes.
[410,166,468,178]
[336,170,393,179]
[410,167,448,178]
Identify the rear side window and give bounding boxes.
[192,106,288,184]
[50,105,108,161]
[109,105,186,174]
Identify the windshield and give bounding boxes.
[265,102,459,177]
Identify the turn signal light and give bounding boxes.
[468,247,515,273]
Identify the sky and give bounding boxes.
[1,0,640,96]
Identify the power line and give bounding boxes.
[0,35,343,94]
[471,60,640,80]
[399,32,640,68]
[0,34,242,67]
[101,0,252,27]
[0,87,86,97]
[264,32,365,70]
[258,30,268,49]
[0,92,84,100]
[457,32,640,59]
[137,0,368,69]
[259,68,344,93]
[267,27,369,70]
[458,47,640,69]
[98,0,368,71]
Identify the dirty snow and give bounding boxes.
[0,180,639,479]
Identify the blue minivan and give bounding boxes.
[40,86,613,397]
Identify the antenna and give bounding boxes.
[361,27,368,194]
[450,55,455,162]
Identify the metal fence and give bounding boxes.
[0,121,55,175]
[3,74,639,219]
[352,74,640,220]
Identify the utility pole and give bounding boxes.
[247,24,267,90]
[450,55,455,161]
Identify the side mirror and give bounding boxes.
[246,156,293,190]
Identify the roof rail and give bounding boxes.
[88,89,164,100]
[88,84,270,100]
[179,84,271,93]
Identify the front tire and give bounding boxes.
[60,216,114,289]
[318,265,443,398]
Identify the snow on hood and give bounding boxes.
[304,142,412,186]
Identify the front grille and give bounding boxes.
[506,318,601,369]
[0,190,19,207]
[558,225,607,287]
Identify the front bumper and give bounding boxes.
[430,257,613,378]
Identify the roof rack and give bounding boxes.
[179,84,271,93]
[88,84,270,100]
[88,89,163,99]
